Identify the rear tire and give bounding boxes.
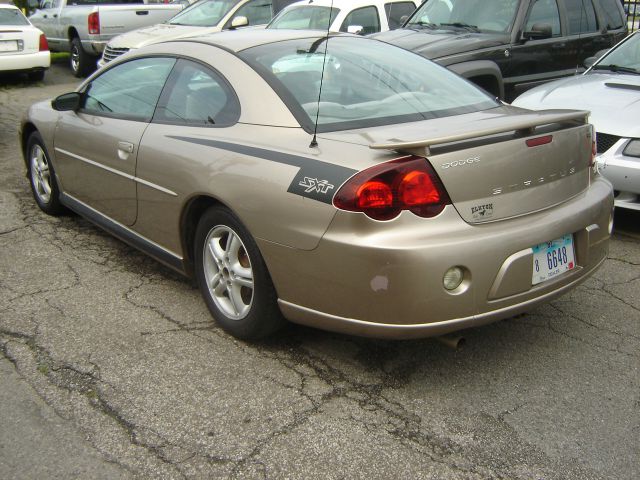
[26,132,65,216]
[70,37,96,78]
[194,206,285,340]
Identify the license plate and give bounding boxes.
[532,234,576,285]
[0,40,19,52]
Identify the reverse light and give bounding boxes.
[333,156,450,221]
[623,139,640,158]
[443,267,464,291]
[38,34,48,52]
[88,12,100,35]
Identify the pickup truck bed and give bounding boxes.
[30,0,182,76]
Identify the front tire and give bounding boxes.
[26,132,64,216]
[194,206,285,339]
[70,37,96,78]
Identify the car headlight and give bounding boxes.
[623,139,640,158]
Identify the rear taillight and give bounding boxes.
[38,34,48,52]
[333,156,450,221]
[88,12,100,35]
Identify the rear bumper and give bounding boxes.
[261,176,613,339]
[0,51,50,72]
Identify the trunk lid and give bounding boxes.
[322,107,594,223]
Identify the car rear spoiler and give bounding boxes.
[369,110,590,153]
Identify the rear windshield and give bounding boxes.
[239,36,498,133]
[0,8,30,26]
[169,0,238,26]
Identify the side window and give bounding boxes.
[82,57,175,121]
[598,0,624,29]
[384,2,416,30]
[154,60,240,127]
[564,0,598,34]
[525,0,561,36]
[233,0,274,26]
[340,6,381,34]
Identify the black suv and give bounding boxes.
[373,0,627,100]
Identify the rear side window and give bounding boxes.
[340,6,381,34]
[82,57,176,121]
[154,60,240,127]
[598,0,624,29]
[525,0,561,36]
[384,2,416,29]
[564,0,598,34]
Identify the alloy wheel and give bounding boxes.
[203,225,254,320]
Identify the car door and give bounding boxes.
[32,0,60,48]
[506,0,570,96]
[53,57,176,226]
[561,0,612,72]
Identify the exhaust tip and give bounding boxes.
[435,334,466,350]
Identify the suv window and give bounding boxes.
[155,60,240,126]
[598,0,624,29]
[525,0,561,36]
[340,6,381,34]
[384,2,416,29]
[564,0,598,34]
[233,0,274,26]
[82,58,175,121]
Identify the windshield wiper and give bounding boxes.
[439,22,480,32]
[592,64,639,74]
[409,21,438,30]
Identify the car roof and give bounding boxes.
[0,4,20,9]
[175,28,349,52]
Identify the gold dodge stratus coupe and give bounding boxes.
[21,30,613,340]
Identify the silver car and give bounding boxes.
[21,30,612,340]
[513,31,640,211]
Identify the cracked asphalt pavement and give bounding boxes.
[1,58,639,480]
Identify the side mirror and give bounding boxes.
[230,16,249,29]
[523,22,552,41]
[399,15,409,26]
[347,25,364,35]
[52,92,81,111]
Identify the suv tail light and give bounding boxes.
[333,156,450,221]
[38,34,48,52]
[88,12,100,35]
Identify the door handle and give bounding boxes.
[136,10,149,15]
[118,141,134,153]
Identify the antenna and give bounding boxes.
[309,0,335,148]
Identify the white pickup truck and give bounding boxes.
[29,0,183,77]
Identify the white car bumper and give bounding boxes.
[0,51,50,73]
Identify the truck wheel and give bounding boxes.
[70,37,96,78]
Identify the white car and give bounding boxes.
[267,0,419,34]
[513,31,640,211]
[0,4,50,81]
[98,0,296,68]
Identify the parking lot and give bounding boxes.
[1,57,639,479]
